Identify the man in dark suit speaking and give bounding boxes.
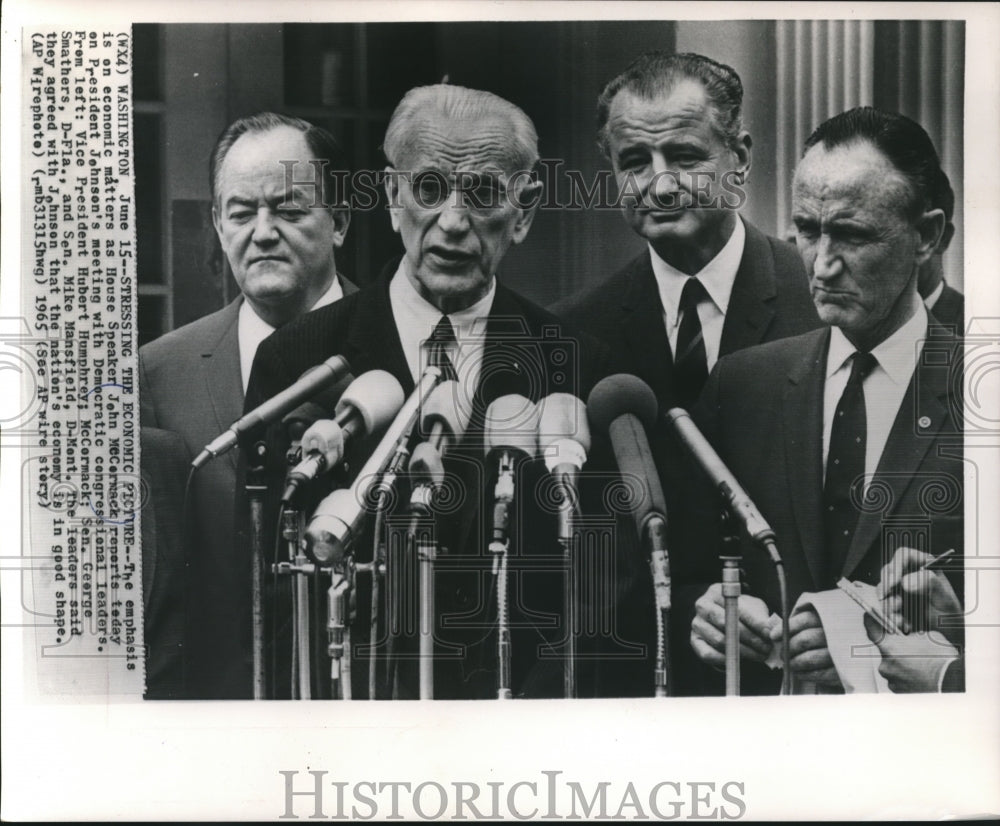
[243,85,608,699]
[679,107,963,695]
[138,113,357,697]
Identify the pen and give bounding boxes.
[877,549,957,599]
[920,548,956,572]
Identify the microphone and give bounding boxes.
[281,371,356,445]
[589,374,670,696]
[587,375,665,549]
[192,354,351,469]
[409,380,472,488]
[282,371,405,503]
[666,408,790,695]
[483,394,539,551]
[537,393,591,543]
[305,366,441,564]
[484,394,540,460]
[665,408,776,551]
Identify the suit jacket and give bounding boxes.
[138,275,358,697]
[235,273,613,700]
[140,426,192,699]
[674,322,965,695]
[552,219,822,695]
[552,218,821,413]
[929,281,964,333]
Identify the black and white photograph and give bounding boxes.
[2,1,999,821]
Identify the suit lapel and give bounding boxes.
[343,277,414,394]
[782,328,829,590]
[719,220,778,357]
[200,299,245,472]
[842,330,957,578]
[620,254,673,400]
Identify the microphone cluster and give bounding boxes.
[193,348,787,699]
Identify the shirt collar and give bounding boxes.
[240,275,345,333]
[389,262,496,341]
[648,215,746,319]
[826,297,928,385]
[923,279,945,311]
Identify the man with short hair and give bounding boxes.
[139,112,357,697]
[917,167,964,330]
[678,107,963,695]
[555,52,822,696]
[243,85,609,700]
[557,51,820,413]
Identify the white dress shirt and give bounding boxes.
[388,263,495,397]
[649,215,746,371]
[822,297,928,483]
[238,277,344,392]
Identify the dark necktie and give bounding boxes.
[823,351,877,582]
[427,315,459,381]
[673,277,709,408]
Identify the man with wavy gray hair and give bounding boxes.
[242,84,609,700]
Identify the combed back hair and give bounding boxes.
[383,84,539,172]
[803,106,944,221]
[209,111,349,206]
[596,52,745,155]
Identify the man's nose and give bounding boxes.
[436,188,471,234]
[251,208,279,244]
[811,235,843,280]
[649,155,681,207]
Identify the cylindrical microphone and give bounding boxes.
[484,394,540,459]
[590,374,672,695]
[537,393,591,476]
[665,408,776,549]
[409,380,472,487]
[587,374,665,543]
[305,367,441,564]
[537,393,591,544]
[192,354,351,468]
[283,371,405,502]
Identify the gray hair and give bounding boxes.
[383,84,539,172]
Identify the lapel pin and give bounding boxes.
[918,415,932,429]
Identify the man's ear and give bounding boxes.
[211,204,222,240]
[329,205,351,249]
[914,208,946,265]
[510,180,544,245]
[383,166,401,233]
[732,131,752,181]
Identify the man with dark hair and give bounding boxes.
[558,51,819,414]
[678,106,963,695]
[918,167,964,330]
[239,85,610,700]
[139,112,357,697]
[554,52,821,695]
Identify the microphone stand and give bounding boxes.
[720,513,741,697]
[408,484,437,700]
[245,441,269,700]
[557,482,578,700]
[327,562,352,699]
[645,516,671,697]
[490,450,516,700]
[278,507,312,699]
